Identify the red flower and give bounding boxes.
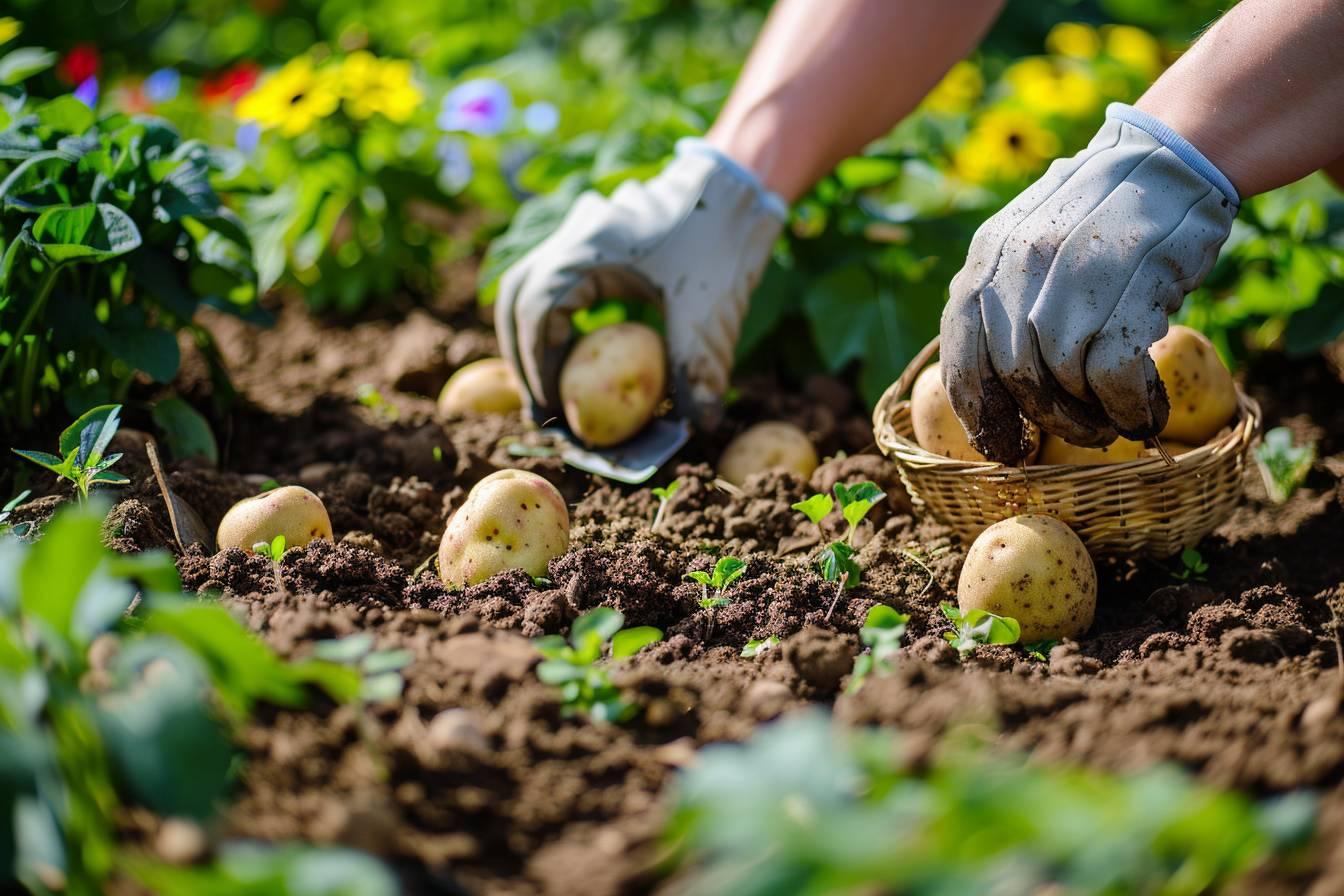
[57,43,100,86]
[201,62,260,105]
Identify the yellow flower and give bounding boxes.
[924,61,983,114]
[1103,25,1164,78]
[236,56,340,138]
[337,51,422,122]
[1045,22,1100,59]
[1004,57,1101,118]
[0,17,20,45]
[954,108,1060,184]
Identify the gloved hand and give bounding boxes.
[940,103,1239,463]
[495,139,787,430]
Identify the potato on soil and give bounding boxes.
[217,485,333,553]
[439,469,569,588]
[912,363,1039,463]
[718,421,818,487]
[1039,435,1146,466]
[559,322,666,447]
[437,358,522,416]
[957,514,1096,643]
[1150,325,1237,444]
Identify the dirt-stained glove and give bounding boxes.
[496,139,787,430]
[940,103,1239,462]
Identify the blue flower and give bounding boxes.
[235,121,261,155]
[73,76,99,109]
[435,136,472,193]
[522,101,559,136]
[438,78,512,136]
[144,67,180,103]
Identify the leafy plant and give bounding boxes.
[847,605,909,693]
[128,842,399,896]
[12,404,129,503]
[940,602,1021,655]
[1175,547,1211,582]
[534,607,662,723]
[651,478,681,533]
[251,533,287,563]
[685,556,746,609]
[1024,639,1060,662]
[666,709,1316,896]
[741,636,780,658]
[1255,427,1315,505]
[313,632,415,703]
[356,384,400,422]
[792,481,885,619]
[0,489,31,538]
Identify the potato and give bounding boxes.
[217,485,333,553]
[559,322,666,447]
[718,421,818,487]
[437,358,522,416]
[911,363,1039,462]
[957,514,1096,642]
[439,469,569,588]
[1039,434,1146,466]
[1150,325,1237,444]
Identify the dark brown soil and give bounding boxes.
[17,296,1344,895]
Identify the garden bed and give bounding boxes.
[33,295,1344,895]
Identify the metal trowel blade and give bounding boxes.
[544,418,691,484]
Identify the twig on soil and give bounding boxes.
[900,549,938,597]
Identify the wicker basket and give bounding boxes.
[873,338,1261,557]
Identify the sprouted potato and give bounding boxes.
[217,486,333,553]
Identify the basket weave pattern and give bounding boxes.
[873,339,1262,557]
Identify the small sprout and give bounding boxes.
[12,404,130,504]
[534,607,663,722]
[685,556,747,609]
[794,481,885,621]
[260,479,280,492]
[1254,427,1315,505]
[791,493,834,527]
[532,576,554,588]
[833,481,885,543]
[848,605,909,693]
[651,478,682,533]
[1024,639,1060,662]
[356,383,399,422]
[253,534,287,563]
[941,602,1021,655]
[432,445,444,464]
[1174,547,1210,582]
[741,636,780,658]
[0,489,31,538]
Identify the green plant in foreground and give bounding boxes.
[1024,639,1061,662]
[534,607,663,723]
[651,478,682,533]
[0,501,361,892]
[793,481,886,620]
[1255,427,1315,505]
[741,636,780,658]
[127,842,398,896]
[313,632,415,703]
[666,709,1316,896]
[1175,547,1211,582]
[685,556,746,609]
[12,404,129,503]
[940,602,1021,655]
[848,605,909,693]
[0,489,31,538]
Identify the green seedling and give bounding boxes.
[651,478,682,533]
[941,602,1021,655]
[1255,426,1315,505]
[0,488,32,538]
[313,632,415,702]
[1175,547,1210,582]
[356,383,400,422]
[12,404,130,504]
[741,636,780,658]
[252,534,287,563]
[685,556,747,609]
[793,481,886,620]
[1024,639,1061,662]
[260,478,280,492]
[534,607,663,723]
[848,605,910,693]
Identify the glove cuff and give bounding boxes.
[1106,103,1239,208]
[675,137,790,222]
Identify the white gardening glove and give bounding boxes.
[495,139,787,430]
[940,103,1239,463]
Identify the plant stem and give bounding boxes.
[652,499,668,534]
[825,572,848,622]
[0,264,61,380]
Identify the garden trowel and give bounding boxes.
[542,417,690,484]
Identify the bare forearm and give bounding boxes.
[706,0,1004,202]
[1136,0,1344,198]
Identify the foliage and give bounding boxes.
[793,481,885,618]
[940,602,1022,655]
[312,632,414,703]
[684,556,746,609]
[533,607,662,723]
[0,56,256,430]
[740,636,779,659]
[1255,426,1316,505]
[0,501,360,892]
[666,709,1316,896]
[0,489,31,538]
[847,605,909,693]
[12,404,128,503]
[251,534,286,563]
[1024,639,1060,662]
[128,842,399,896]
[1174,547,1210,582]
[650,478,681,532]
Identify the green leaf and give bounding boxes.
[1,490,31,515]
[684,571,712,585]
[312,633,374,664]
[90,470,129,485]
[611,626,662,659]
[0,48,58,86]
[834,155,904,191]
[1254,427,1315,505]
[361,649,414,675]
[32,95,95,134]
[818,541,860,586]
[741,635,780,658]
[60,404,121,460]
[360,672,404,702]
[151,397,219,465]
[863,605,909,631]
[17,504,106,646]
[33,203,142,263]
[712,556,747,589]
[11,449,66,476]
[834,481,885,509]
[651,480,681,501]
[270,535,286,559]
[791,494,834,526]
[571,607,625,647]
[537,659,585,684]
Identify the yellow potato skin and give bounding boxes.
[216,486,333,553]
[912,364,1039,463]
[437,358,523,416]
[1039,434,1146,466]
[1150,325,1237,444]
[957,514,1096,643]
[718,422,818,487]
[438,469,569,588]
[559,323,666,447]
